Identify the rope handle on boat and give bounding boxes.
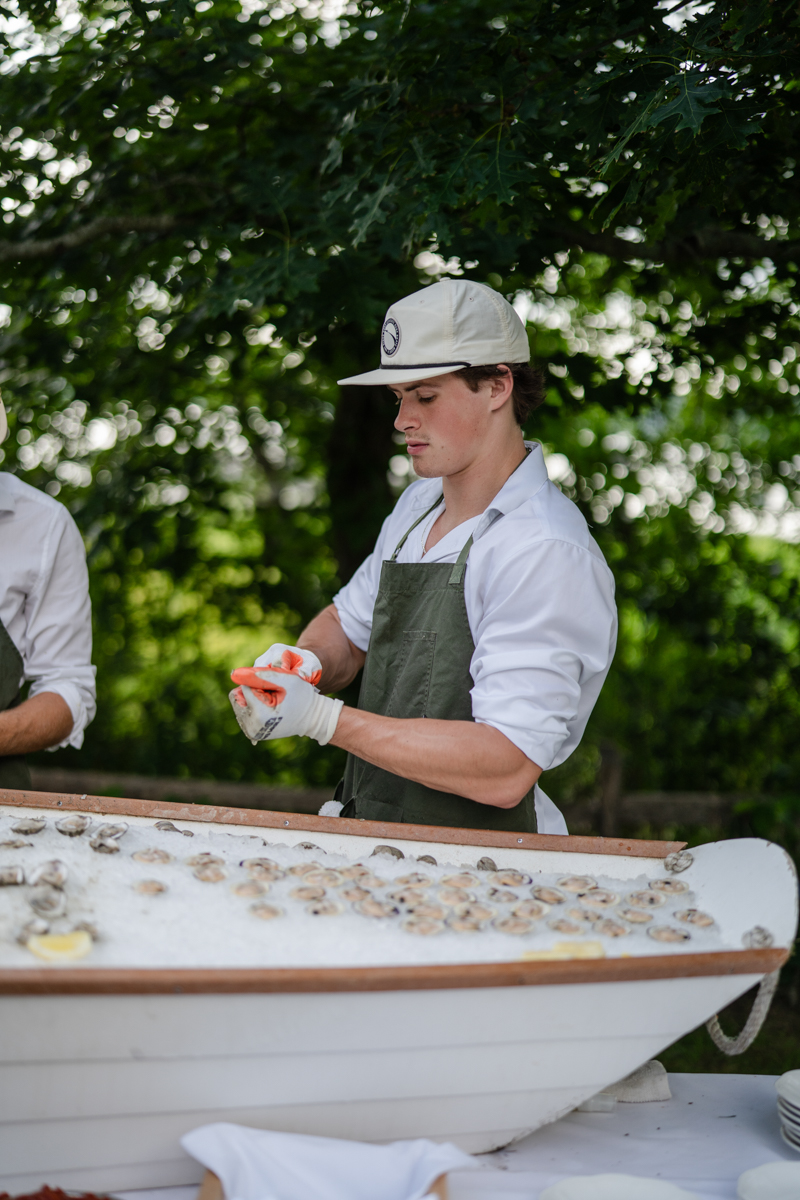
[705,967,781,1056]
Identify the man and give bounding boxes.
[230,278,616,833]
[0,395,96,787]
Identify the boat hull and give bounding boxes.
[0,789,795,1191]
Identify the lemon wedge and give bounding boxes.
[27,930,93,962]
[520,940,605,962]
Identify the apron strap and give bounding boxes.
[390,494,444,562]
[448,534,474,586]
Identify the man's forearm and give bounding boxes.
[0,692,74,755]
[329,707,541,808]
[297,604,366,693]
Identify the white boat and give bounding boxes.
[0,788,795,1194]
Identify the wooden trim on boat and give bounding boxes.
[0,948,786,996]
[0,789,686,858]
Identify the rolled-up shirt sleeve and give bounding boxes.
[24,509,96,749]
[468,538,616,772]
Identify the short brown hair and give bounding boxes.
[453,363,545,426]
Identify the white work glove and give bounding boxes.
[229,666,342,745]
[253,643,322,687]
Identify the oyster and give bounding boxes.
[476,856,497,872]
[388,888,429,909]
[664,849,693,873]
[95,822,128,841]
[558,875,597,893]
[297,842,321,852]
[0,865,25,886]
[371,844,404,860]
[594,918,629,938]
[133,848,173,865]
[532,885,566,905]
[186,853,225,867]
[674,908,715,928]
[416,855,437,866]
[29,884,66,918]
[649,878,689,895]
[27,930,92,962]
[395,873,430,888]
[291,885,326,902]
[438,887,475,907]
[17,918,49,945]
[580,889,619,909]
[55,813,90,837]
[409,902,446,921]
[341,864,372,880]
[289,861,321,876]
[452,901,493,923]
[242,857,285,882]
[566,906,599,924]
[626,890,666,909]
[549,917,583,934]
[354,898,399,919]
[306,900,343,916]
[155,820,179,832]
[250,902,282,920]
[90,836,120,854]
[647,925,691,943]
[490,870,532,888]
[619,906,653,924]
[29,860,67,888]
[341,885,372,903]
[0,838,32,849]
[193,863,226,883]
[402,916,444,935]
[487,887,519,904]
[134,879,168,895]
[446,915,483,933]
[231,880,269,898]
[442,872,480,890]
[303,869,343,887]
[512,899,548,921]
[492,916,532,936]
[11,817,46,835]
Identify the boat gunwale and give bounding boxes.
[0,948,787,994]
[0,789,686,858]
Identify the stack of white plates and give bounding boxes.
[775,1070,800,1151]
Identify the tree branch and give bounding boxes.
[0,214,180,262]
[555,225,800,266]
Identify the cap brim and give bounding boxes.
[337,364,463,387]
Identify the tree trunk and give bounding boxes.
[326,383,397,583]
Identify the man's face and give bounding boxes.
[390,371,510,480]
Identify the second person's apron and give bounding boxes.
[340,497,538,832]
[0,617,32,789]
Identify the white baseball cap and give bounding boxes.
[0,395,6,445]
[338,277,530,386]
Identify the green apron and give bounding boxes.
[340,496,538,832]
[0,618,31,789]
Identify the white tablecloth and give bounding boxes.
[114,1074,795,1200]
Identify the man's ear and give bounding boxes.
[488,365,515,412]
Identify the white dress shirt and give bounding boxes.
[334,443,617,784]
[0,472,96,749]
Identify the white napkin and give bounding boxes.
[181,1122,476,1200]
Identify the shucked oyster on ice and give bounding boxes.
[133,847,173,864]
[241,857,285,882]
[56,813,91,837]
[91,822,128,852]
[29,860,68,888]
[28,884,66,918]
[11,817,46,835]
[0,865,25,886]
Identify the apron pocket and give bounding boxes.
[386,630,436,718]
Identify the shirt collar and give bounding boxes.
[471,441,549,542]
[0,473,17,514]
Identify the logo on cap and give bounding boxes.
[381,317,401,358]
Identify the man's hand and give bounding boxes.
[0,692,74,756]
[229,666,342,745]
[253,643,323,685]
